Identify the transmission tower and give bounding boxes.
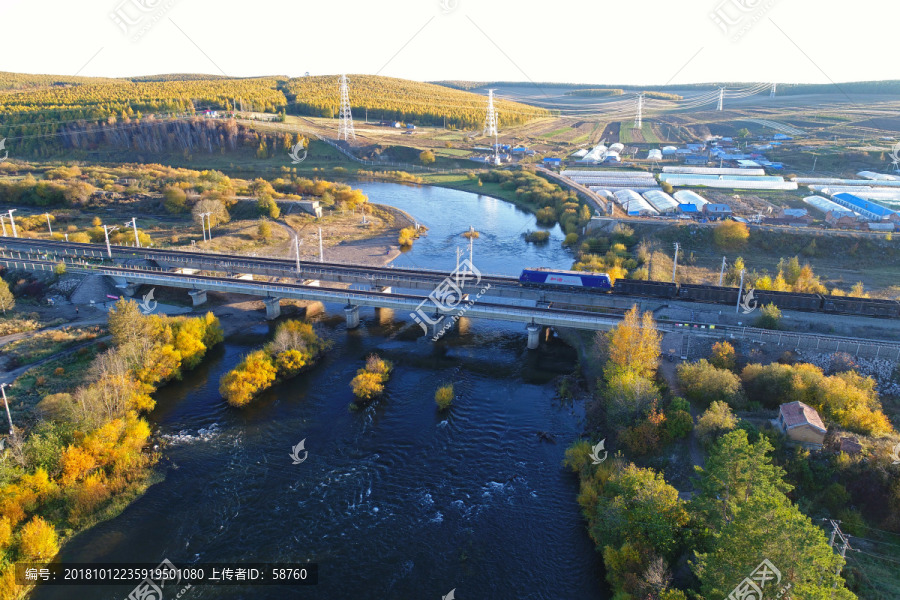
[483,89,498,137]
[770,83,777,98]
[717,87,725,111]
[338,74,356,141]
[634,93,644,129]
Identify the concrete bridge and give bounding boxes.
[3,255,900,359]
[0,237,642,311]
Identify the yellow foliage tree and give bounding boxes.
[606,306,661,380]
[351,371,386,401]
[0,517,11,552]
[713,220,749,250]
[219,350,278,407]
[18,516,59,560]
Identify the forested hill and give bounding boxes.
[0,72,548,157]
[282,74,548,128]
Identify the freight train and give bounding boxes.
[518,268,900,319]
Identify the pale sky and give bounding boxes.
[1,0,897,85]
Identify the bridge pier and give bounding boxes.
[263,297,281,320]
[345,304,360,329]
[188,289,207,306]
[428,314,448,339]
[526,323,542,350]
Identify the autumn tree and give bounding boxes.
[709,341,735,371]
[258,218,273,240]
[0,278,14,314]
[163,186,187,213]
[712,220,749,250]
[350,354,393,403]
[695,401,738,446]
[219,350,278,407]
[605,305,661,380]
[419,150,436,165]
[192,198,230,228]
[677,359,744,409]
[18,516,59,560]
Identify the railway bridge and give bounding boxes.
[1,250,900,360]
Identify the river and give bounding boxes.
[32,182,607,600]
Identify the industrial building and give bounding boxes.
[831,192,900,222]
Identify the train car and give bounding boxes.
[678,283,739,304]
[755,290,823,312]
[519,268,612,289]
[823,296,900,318]
[611,279,678,299]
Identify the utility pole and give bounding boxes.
[294,237,301,274]
[825,519,852,584]
[735,269,745,313]
[717,87,725,111]
[7,209,16,238]
[718,256,727,286]
[0,215,8,237]
[44,213,53,236]
[102,225,119,258]
[0,382,12,435]
[125,217,140,247]
[318,227,324,263]
[812,156,818,172]
[199,213,210,241]
[672,242,679,282]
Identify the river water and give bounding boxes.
[33,182,606,600]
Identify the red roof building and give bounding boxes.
[777,401,827,448]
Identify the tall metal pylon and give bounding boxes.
[717,87,725,111]
[483,89,498,137]
[338,74,356,141]
[770,83,777,98]
[634,93,644,128]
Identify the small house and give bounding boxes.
[777,401,826,448]
[703,204,733,219]
[543,157,562,166]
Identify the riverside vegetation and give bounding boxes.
[219,321,329,408]
[0,299,223,599]
[564,305,898,599]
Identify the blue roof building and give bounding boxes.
[543,157,562,165]
[832,193,899,222]
[678,203,700,214]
